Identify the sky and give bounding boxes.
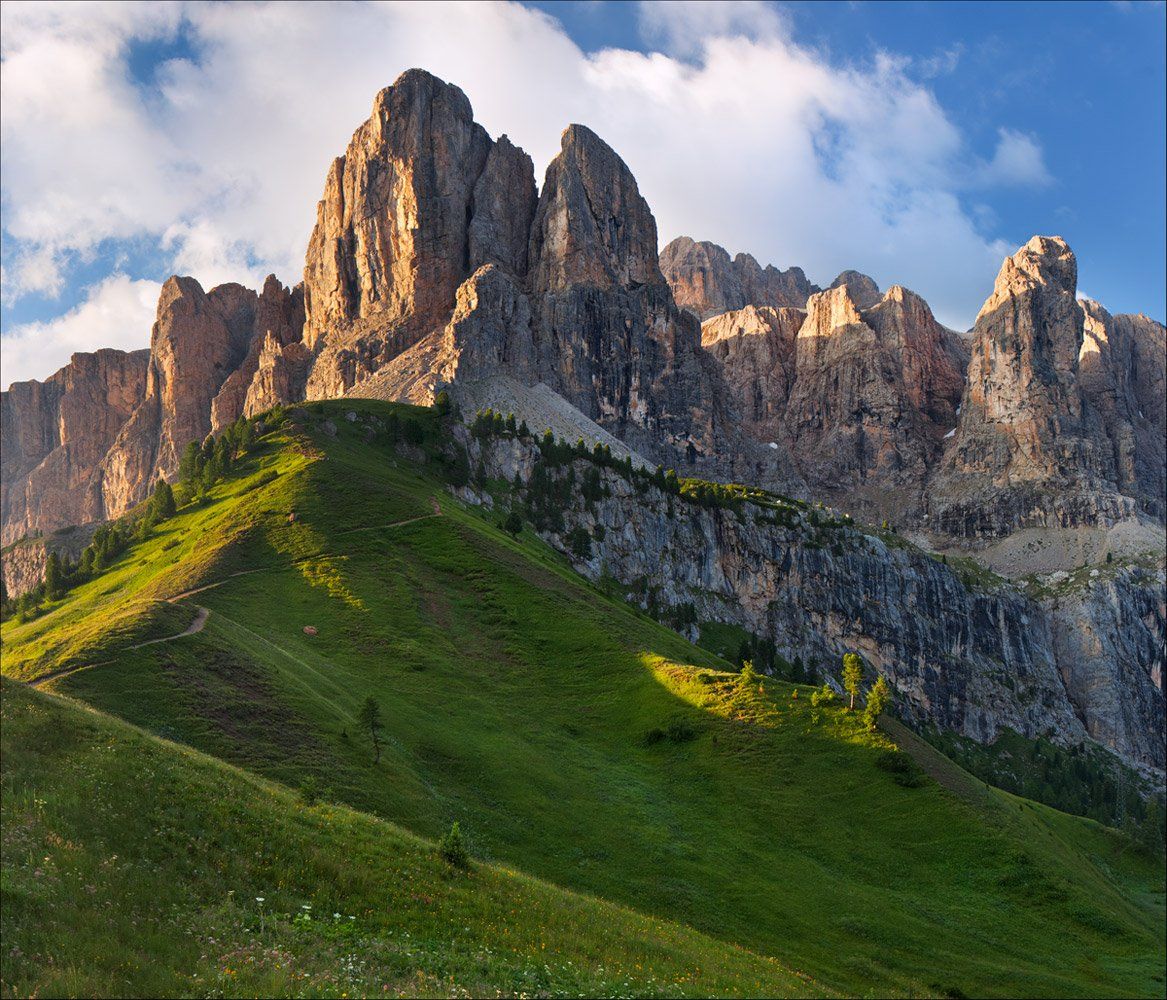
[1,0,1164,388]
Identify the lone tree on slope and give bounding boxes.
[843,652,864,711]
[357,695,384,764]
[863,675,892,731]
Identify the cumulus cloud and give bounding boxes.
[1,274,161,386]
[977,128,1052,187]
[1,0,1055,384]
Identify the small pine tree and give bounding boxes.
[152,478,177,519]
[357,695,384,764]
[738,660,759,690]
[863,675,891,731]
[504,511,523,538]
[439,821,470,868]
[44,551,64,600]
[842,652,864,710]
[179,441,203,482]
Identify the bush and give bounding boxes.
[875,750,927,788]
[643,727,666,746]
[665,717,697,743]
[298,775,320,806]
[439,821,471,868]
[810,684,836,708]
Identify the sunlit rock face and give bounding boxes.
[929,236,1161,537]
[660,236,818,320]
[1,350,148,545]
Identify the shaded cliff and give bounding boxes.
[455,425,1165,773]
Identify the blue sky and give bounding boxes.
[2,1,1164,387]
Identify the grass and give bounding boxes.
[3,399,1164,998]
[0,679,819,998]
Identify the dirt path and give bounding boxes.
[336,509,441,535]
[129,606,210,648]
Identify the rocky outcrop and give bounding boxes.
[930,237,1149,538]
[1,350,149,545]
[660,236,818,320]
[302,70,522,399]
[1,524,96,600]
[829,270,881,309]
[93,277,263,520]
[1045,565,1166,769]
[1078,300,1166,519]
[526,126,728,463]
[701,283,966,518]
[458,426,1165,773]
[210,275,305,431]
[1,271,312,544]
[701,305,804,444]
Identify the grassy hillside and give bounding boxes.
[1,678,819,998]
[3,400,1164,998]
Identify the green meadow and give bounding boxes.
[2,400,1163,998]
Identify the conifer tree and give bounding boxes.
[843,652,864,711]
[357,695,384,764]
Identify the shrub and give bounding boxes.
[643,727,666,746]
[666,717,697,743]
[875,750,927,788]
[737,660,759,690]
[439,821,471,868]
[298,775,319,806]
[810,684,836,708]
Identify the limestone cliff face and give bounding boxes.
[701,305,803,444]
[1,524,96,599]
[302,70,514,398]
[1078,300,1166,519]
[1,350,148,545]
[702,284,966,516]
[93,277,261,520]
[210,276,305,432]
[931,237,1148,537]
[1046,566,1166,769]
[459,428,1165,774]
[527,126,727,461]
[660,236,818,320]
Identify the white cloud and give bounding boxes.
[637,0,787,58]
[977,128,1051,187]
[1,0,1056,380]
[1,274,161,387]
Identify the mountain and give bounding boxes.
[1,68,1163,780]
[3,401,1163,998]
[3,69,1162,554]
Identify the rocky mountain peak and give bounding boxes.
[828,270,881,309]
[977,234,1076,321]
[301,67,494,355]
[529,124,662,294]
[799,283,867,338]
